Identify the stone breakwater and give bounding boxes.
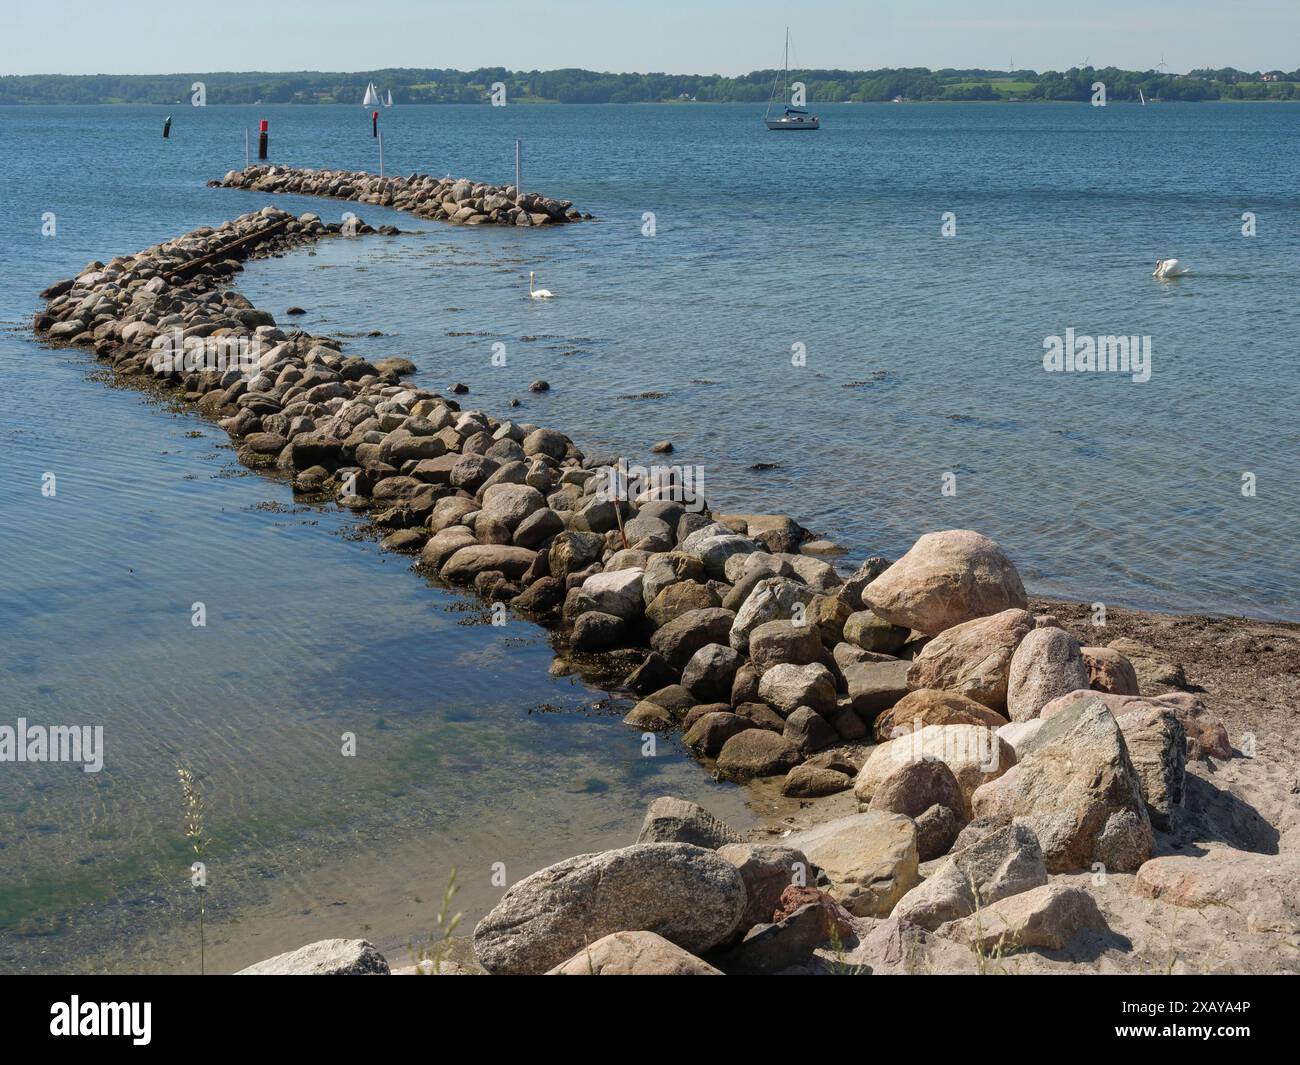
[33,210,1262,978]
[209,165,591,227]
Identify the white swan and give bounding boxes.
[528,271,554,299]
[1153,258,1190,279]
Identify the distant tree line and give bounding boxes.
[1,66,1297,105]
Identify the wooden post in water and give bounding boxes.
[515,139,522,203]
[163,115,172,139]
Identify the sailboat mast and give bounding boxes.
[767,26,789,119]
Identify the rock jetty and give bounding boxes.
[209,165,590,227]
[37,205,1276,978]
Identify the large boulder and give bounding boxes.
[642,552,707,604]
[441,544,536,580]
[235,938,389,975]
[650,607,736,669]
[729,577,820,653]
[1113,703,1186,830]
[936,884,1107,953]
[479,482,545,531]
[540,931,717,972]
[842,610,910,654]
[855,724,1015,819]
[689,534,759,580]
[473,843,747,975]
[1005,627,1090,721]
[757,662,837,717]
[715,729,800,781]
[421,526,477,571]
[572,610,627,651]
[867,758,965,821]
[635,796,743,849]
[718,901,847,974]
[717,843,811,935]
[684,711,755,756]
[547,530,604,579]
[1134,847,1300,936]
[1082,646,1140,695]
[1065,691,1230,761]
[891,823,1047,930]
[782,706,840,754]
[1105,637,1188,694]
[645,580,720,628]
[680,643,742,703]
[579,568,645,620]
[970,692,1153,873]
[748,619,823,674]
[546,931,722,975]
[905,609,1034,712]
[862,530,1027,636]
[873,689,1009,743]
[842,658,912,718]
[784,812,919,918]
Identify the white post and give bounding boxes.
[515,139,521,203]
[245,128,249,169]
[379,131,384,177]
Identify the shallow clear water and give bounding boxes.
[0,102,1296,972]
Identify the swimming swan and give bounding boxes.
[1153,258,1190,279]
[529,271,554,299]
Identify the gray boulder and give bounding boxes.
[473,843,747,975]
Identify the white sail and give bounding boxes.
[385,90,393,107]
[1139,89,1146,105]
[363,82,379,107]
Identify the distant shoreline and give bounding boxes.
[5,65,1296,106]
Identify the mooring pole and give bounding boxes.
[258,119,268,160]
[244,128,250,169]
[515,139,522,203]
[378,131,385,177]
[372,110,378,138]
[163,115,172,139]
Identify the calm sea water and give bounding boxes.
[0,102,1296,972]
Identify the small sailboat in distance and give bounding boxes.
[362,82,380,107]
[384,89,393,107]
[765,28,819,130]
[1139,88,1146,105]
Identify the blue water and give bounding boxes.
[1,102,1297,972]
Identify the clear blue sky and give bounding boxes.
[2,0,1294,76]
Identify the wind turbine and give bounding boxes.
[1157,53,1168,74]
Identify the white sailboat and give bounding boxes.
[362,82,380,107]
[1139,88,1146,105]
[384,89,393,107]
[765,28,820,131]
